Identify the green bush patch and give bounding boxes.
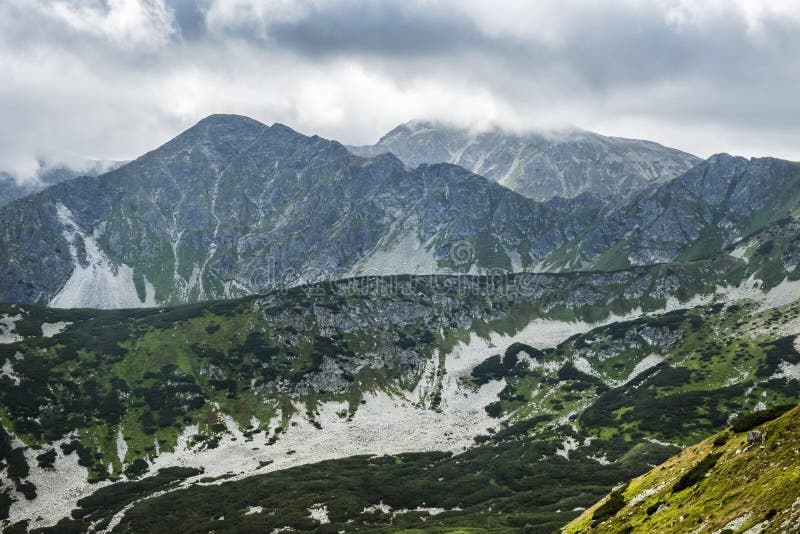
[591,483,628,526]
[731,403,796,433]
[672,452,721,493]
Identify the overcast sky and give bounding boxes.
[2,0,800,180]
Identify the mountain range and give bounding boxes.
[1,114,800,533]
[2,216,799,530]
[1,114,799,310]
[0,115,608,308]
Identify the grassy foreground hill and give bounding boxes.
[564,404,800,533]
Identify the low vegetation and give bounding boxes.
[5,216,800,531]
[46,435,675,533]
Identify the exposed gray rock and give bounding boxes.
[747,430,763,445]
[564,154,800,270]
[1,114,799,309]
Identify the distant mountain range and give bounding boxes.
[0,115,799,309]
[0,160,123,207]
[549,153,800,270]
[0,115,604,308]
[349,120,701,202]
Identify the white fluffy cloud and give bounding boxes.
[204,0,318,33]
[1,0,799,180]
[22,0,176,50]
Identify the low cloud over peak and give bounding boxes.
[2,0,800,180]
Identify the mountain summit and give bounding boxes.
[349,120,701,202]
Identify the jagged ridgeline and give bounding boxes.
[2,113,800,533]
[349,119,702,202]
[2,114,800,309]
[0,115,604,308]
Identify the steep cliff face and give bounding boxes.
[349,120,701,202]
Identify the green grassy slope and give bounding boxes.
[563,404,800,534]
[0,263,745,484]
[18,298,800,533]
[486,301,800,446]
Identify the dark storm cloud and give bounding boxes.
[195,1,790,87]
[168,0,210,40]
[1,0,800,180]
[193,0,800,132]
[247,2,492,57]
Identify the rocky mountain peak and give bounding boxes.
[350,120,701,202]
[194,113,265,129]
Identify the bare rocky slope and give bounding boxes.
[556,153,800,271]
[0,115,606,308]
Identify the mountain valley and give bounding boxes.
[0,115,799,533]
[4,2,800,532]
